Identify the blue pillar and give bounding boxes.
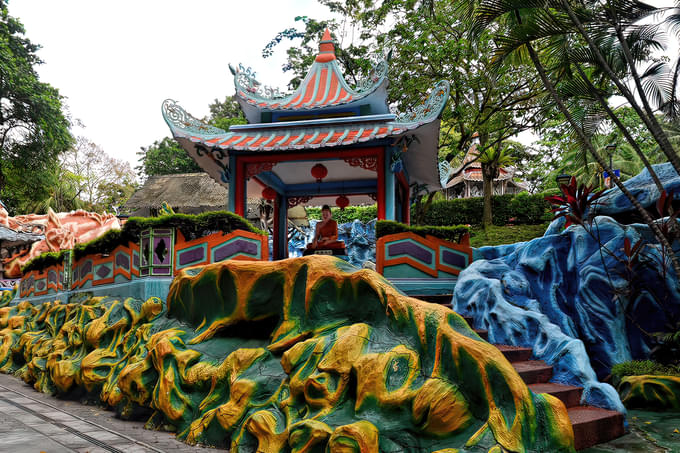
[384,147,396,221]
[228,153,237,213]
[277,195,288,259]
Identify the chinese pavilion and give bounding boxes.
[162,29,449,259]
[445,138,527,199]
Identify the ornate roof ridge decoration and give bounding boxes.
[231,29,389,112]
[162,99,226,137]
[229,64,289,101]
[162,80,450,152]
[395,80,450,125]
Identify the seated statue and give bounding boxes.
[303,205,346,256]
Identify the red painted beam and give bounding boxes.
[237,147,383,164]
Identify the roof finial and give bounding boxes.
[315,28,336,63]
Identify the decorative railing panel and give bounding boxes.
[17,229,267,299]
[377,232,472,280]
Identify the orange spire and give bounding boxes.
[315,28,336,63]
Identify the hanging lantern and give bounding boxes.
[336,194,350,210]
[262,187,277,201]
[311,163,328,183]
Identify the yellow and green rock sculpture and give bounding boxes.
[0,256,575,452]
[619,375,680,410]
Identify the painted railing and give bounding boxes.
[18,228,267,298]
[376,232,472,294]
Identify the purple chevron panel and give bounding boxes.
[387,241,433,265]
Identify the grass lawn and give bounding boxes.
[469,223,551,248]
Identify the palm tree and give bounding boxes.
[479,146,514,228]
[469,0,680,278]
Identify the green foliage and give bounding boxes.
[0,1,73,214]
[306,205,377,224]
[611,360,680,387]
[73,229,131,261]
[136,137,202,178]
[535,109,670,191]
[376,220,470,243]
[422,193,551,226]
[22,251,68,274]
[469,223,550,248]
[206,96,247,130]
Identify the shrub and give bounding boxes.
[611,360,680,386]
[22,251,69,274]
[422,193,551,226]
[306,205,377,224]
[376,220,470,243]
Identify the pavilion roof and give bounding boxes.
[446,143,520,188]
[163,81,450,191]
[231,29,389,123]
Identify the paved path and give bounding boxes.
[0,373,222,453]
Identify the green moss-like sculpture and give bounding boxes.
[0,256,575,452]
[0,287,14,308]
[619,375,680,410]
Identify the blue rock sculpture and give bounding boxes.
[288,219,376,267]
[454,163,680,413]
[595,162,680,215]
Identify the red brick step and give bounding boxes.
[567,406,625,450]
[496,344,533,362]
[512,360,553,384]
[528,382,583,408]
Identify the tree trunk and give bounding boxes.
[415,191,437,225]
[524,39,680,281]
[482,166,494,229]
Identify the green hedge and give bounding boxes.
[422,193,551,226]
[22,251,69,274]
[306,205,377,224]
[376,220,470,243]
[24,211,264,272]
[305,193,550,226]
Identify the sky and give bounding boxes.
[10,0,333,169]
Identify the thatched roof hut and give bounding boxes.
[122,173,235,217]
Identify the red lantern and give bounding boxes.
[311,163,328,183]
[262,187,277,201]
[336,194,350,210]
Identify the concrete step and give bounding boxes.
[495,344,533,362]
[528,382,583,408]
[512,360,553,384]
[567,406,626,450]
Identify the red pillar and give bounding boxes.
[377,149,386,220]
[234,160,246,217]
